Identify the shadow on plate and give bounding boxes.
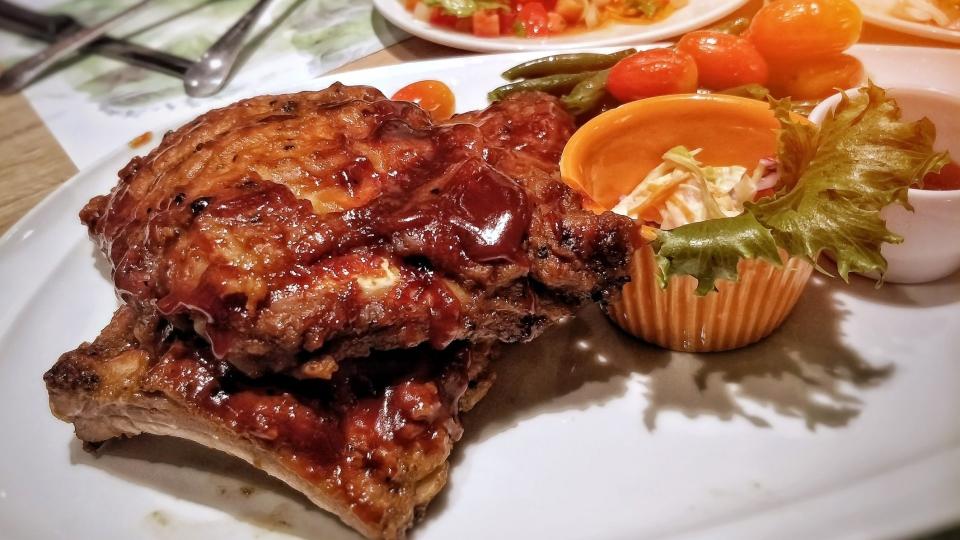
[839,268,960,308]
[460,275,893,445]
[70,435,361,540]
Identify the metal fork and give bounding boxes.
[0,0,152,94]
[183,0,276,98]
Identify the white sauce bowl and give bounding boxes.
[809,87,960,284]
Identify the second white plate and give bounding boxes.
[373,0,749,52]
[855,0,960,44]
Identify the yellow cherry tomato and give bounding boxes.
[748,0,863,62]
[392,80,456,121]
[768,54,865,100]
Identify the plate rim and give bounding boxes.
[855,0,960,44]
[372,0,750,52]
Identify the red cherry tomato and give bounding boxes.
[676,31,769,90]
[606,48,699,102]
[748,0,863,61]
[392,80,456,121]
[517,2,549,37]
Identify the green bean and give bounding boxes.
[501,49,636,81]
[561,70,610,116]
[709,16,751,36]
[488,72,596,102]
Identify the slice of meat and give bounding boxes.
[44,307,495,540]
[79,84,632,377]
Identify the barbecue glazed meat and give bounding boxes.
[79,84,632,377]
[45,307,495,540]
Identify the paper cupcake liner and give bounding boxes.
[610,244,813,352]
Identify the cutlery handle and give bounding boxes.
[0,0,73,37]
[0,1,190,78]
[184,0,275,97]
[0,0,151,94]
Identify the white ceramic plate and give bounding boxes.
[855,0,960,44]
[1,45,959,540]
[373,0,749,52]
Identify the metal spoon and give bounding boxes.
[183,0,276,98]
[0,0,152,94]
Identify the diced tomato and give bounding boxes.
[547,11,567,33]
[429,8,459,27]
[554,0,583,23]
[472,9,500,37]
[404,0,417,10]
[517,2,549,37]
[514,0,554,7]
[499,8,517,34]
[454,16,472,32]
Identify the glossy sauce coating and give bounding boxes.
[81,84,633,376]
[144,337,487,526]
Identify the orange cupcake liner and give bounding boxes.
[610,244,813,352]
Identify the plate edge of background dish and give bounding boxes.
[856,1,960,44]
[372,0,750,52]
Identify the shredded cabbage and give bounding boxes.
[611,146,765,229]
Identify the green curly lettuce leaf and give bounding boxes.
[651,82,949,294]
[750,83,950,280]
[653,213,782,296]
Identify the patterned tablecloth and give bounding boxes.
[0,0,407,168]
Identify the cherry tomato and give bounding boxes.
[392,80,456,121]
[676,31,769,90]
[517,2,549,37]
[554,0,583,23]
[748,0,862,61]
[606,48,699,102]
[767,54,865,99]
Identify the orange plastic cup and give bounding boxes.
[560,94,813,352]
